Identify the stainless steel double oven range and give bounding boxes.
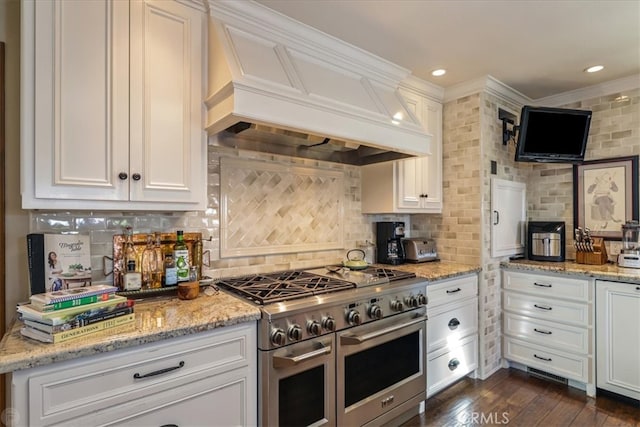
[217,266,428,426]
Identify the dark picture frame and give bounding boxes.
[573,156,639,240]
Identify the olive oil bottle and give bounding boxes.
[173,230,190,282]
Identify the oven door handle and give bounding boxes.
[340,315,427,345]
[272,345,332,368]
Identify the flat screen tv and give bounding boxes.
[515,106,592,163]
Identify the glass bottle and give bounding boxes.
[164,254,178,286]
[173,230,190,282]
[123,226,141,291]
[141,234,157,289]
[152,232,164,288]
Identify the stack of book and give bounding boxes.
[18,284,135,344]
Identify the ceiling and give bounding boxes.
[254,0,640,100]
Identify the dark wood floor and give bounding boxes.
[402,368,640,426]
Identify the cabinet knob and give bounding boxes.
[132,173,141,181]
[448,358,460,371]
[118,172,128,180]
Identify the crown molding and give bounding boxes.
[534,74,640,107]
[399,74,445,102]
[443,75,531,106]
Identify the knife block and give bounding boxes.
[575,237,608,265]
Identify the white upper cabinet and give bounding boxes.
[21,0,207,210]
[361,82,443,214]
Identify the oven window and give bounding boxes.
[344,330,420,407]
[279,365,325,426]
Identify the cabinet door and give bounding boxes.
[32,0,130,201]
[596,281,640,399]
[491,178,526,257]
[129,0,206,204]
[396,157,425,209]
[420,98,443,212]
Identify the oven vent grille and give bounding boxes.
[527,367,568,385]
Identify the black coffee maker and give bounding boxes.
[376,222,406,265]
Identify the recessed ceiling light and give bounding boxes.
[584,65,604,73]
[431,69,446,77]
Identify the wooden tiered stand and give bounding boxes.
[575,237,608,265]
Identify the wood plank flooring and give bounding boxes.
[402,368,640,426]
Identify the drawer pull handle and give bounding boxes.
[534,328,552,335]
[534,304,552,311]
[133,361,185,379]
[533,354,552,362]
[533,282,552,288]
[636,286,640,291]
[448,358,460,371]
[446,288,461,294]
[160,425,179,427]
[448,318,461,329]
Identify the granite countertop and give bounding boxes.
[0,261,480,374]
[0,289,261,374]
[387,261,481,281]
[502,259,640,284]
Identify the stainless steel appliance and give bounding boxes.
[376,222,407,265]
[403,238,438,263]
[216,267,427,427]
[527,221,566,262]
[618,220,640,268]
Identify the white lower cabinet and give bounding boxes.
[596,280,640,400]
[426,274,479,397]
[12,323,257,427]
[502,270,595,396]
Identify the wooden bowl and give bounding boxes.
[177,281,200,300]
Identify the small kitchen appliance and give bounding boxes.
[618,220,640,268]
[527,221,566,262]
[376,221,406,265]
[403,238,438,263]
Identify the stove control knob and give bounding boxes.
[391,299,404,312]
[406,296,419,308]
[288,324,303,341]
[418,294,428,306]
[347,310,362,326]
[307,320,322,336]
[322,316,336,332]
[271,328,286,346]
[369,304,383,320]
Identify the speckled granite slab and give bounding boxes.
[0,290,261,374]
[385,261,481,281]
[502,259,640,284]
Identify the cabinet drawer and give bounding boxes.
[503,337,590,383]
[503,312,590,354]
[503,270,591,302]
[20,324,255,426]
[427,334,478,397]
[427,275,478,307]
[427,298,478,353]
[503,291,590,327]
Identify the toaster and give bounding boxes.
[403,238,438,263]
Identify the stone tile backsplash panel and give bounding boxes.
[220,157,345,257]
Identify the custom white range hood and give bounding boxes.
[205,0,432,165]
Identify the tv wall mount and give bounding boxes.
[498,108,519,145]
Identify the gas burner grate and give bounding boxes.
[358,267,416,282]
[216,271,356,305]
